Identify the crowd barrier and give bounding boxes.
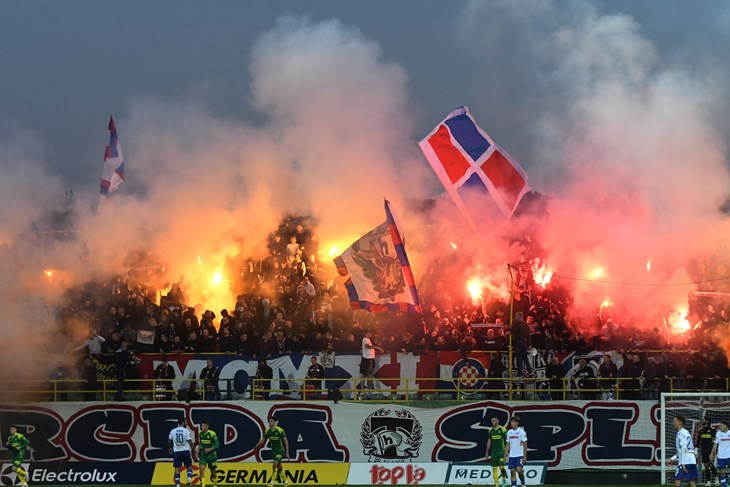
[2,350,725,403]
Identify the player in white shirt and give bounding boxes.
[668,415,698,487]
[711,421,730,487]
[168,417,195,487]
[504,415,528,487]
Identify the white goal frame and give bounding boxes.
[661,392,730,485]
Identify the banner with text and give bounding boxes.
[0,462,154,486]
[0,400,660,471]
[132,350,590,398]
[152,462,349,485]
[348,463,449,485]
[446,463,547,485]
[135,352,439,399]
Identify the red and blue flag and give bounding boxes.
[334,200,421,314]
[100,116,125,196]
[419,106,529,233]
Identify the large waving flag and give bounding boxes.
[418,106,529,233]
[334,200,421,314]
[100,116,126,196]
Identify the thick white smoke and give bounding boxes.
[1,3,730,391]
[0,16,432,391]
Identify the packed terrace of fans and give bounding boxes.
[62,215,730,396]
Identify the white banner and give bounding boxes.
[347,463,449,485]
[446,463,547,485]
[0,400,660,470]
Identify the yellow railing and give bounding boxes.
[0,376,727,402]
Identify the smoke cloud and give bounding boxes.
[0,15,431,392]
[1,3,729,393]
[434,0,730,346]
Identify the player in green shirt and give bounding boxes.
[486,416,508,487]
[197,420,220,487]
[6,425,29,487]
[256,416,289,484]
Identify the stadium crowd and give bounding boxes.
[60,215,730,400]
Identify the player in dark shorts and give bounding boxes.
[699,417,718,484]
[256,416,290,484]
[198,420,220,487]
[486,416,508,487]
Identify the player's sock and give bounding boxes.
[174,472,181,486]
[492,467,499,483]
[501,469,508,487]
[720,476,726,487]
[187,468,193,485]
[512,481,517,487]
[16,468,27,483]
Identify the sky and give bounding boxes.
[2,0,730,380]
[1,1,729,193]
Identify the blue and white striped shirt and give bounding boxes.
[674,428,697,465]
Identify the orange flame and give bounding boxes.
[646,260,651,271]
[450,241,458,250]
[531,259,553,289]
[328,245,340,258]
[43,269,54,278]
[667,306,691,334]
[467,278,482,301]
[590,267,604,280]
[211,271,223,287]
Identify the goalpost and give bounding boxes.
[661,393,730,485]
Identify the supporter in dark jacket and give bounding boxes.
[574,358,597,400]
[545,356,566,400]
[486,352,506,399]
[598,354,618,400]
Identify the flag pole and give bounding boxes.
[507,263,515,401]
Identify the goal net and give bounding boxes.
[661,393,730,485]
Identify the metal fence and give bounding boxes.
[2,375,727,403]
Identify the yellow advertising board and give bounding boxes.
[152,462,349,485]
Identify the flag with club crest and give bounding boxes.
[100,116,126,196]
[334,200,421,314]
[418,106,529,234]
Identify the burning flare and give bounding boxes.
[467,278,483,302]
[531,258,553,289]
[211,271,223,287]
[667,306,691,334]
